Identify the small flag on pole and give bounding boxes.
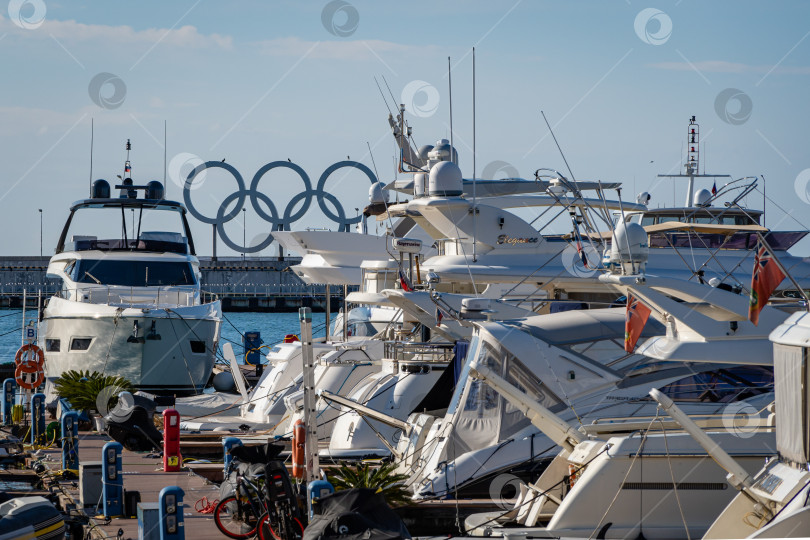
[436,306,444,325]
[625,294,652,353]
[748,239,786,325]
[711,182,717,196]
[399,268,413,292]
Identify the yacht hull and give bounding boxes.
[40,297,221,394]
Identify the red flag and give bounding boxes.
[399,269,413,292]
[625,294,652,353]
[748,241,786,325]
[436,306,444,325]
[711,182,717,196]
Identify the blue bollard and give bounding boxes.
[102,441,124,518]
[308,479,335,518]
[158,486,185,540]
[222,437,243,474]
[30,393,46,446]
[243,331,262,366]
[1,379,14,426]
[61,411,79,472]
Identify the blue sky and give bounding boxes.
[2,0,810,256]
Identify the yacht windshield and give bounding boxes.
[72,259,195,287]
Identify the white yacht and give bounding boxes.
[40,151,221,395]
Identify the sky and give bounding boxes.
[2,0,810,257]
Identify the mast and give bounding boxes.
[657,116,729,207]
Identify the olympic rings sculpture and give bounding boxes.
[183,160,378,253]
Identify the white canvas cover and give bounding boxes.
[773,343,808,465]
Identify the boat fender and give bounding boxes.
[292,419,305,480]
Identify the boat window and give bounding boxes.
[45,339,60,352]
[72,260,196,287]
[655,366,773,403]
[503,354,561,413]
[641,216,656,227]
[463,342,501,414]
[70,338,92,351]
[346,321,377,338]
[189,340,206,354]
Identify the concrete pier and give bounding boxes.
[0,256,351,312]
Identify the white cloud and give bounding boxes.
[0,15,232,49]
[650,60,810,75]
[257,36,438,60]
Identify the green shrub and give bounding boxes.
[328,461,412,507]
[53,370,134,413]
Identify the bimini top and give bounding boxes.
[68,197,187,212]
[55,185,196,256]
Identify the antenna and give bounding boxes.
[374,76,393,116]
[89,118,94,196]
[541,111,577,184]
[472,47,477,262]
[163,120,167,197]
[381,75,399,112]
[448,57,454,162]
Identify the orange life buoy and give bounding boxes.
[292,419,306,480]
[15,364,44,390]
[15,343,44,369]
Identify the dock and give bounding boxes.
[27,429,503,538]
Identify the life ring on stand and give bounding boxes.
[15,363,45,390]
[283,334,300,343]
[291,419,306,480]
[15,343,44,369]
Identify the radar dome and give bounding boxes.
[417,145,434,161]
[413,172,427,198]
[637,191,651,205]
[428,139,458,164]
[146,180,165,200]
[368,182,389,204]
[92,179,110,199]
[610,221,649,272]
[694,188,712,207]
[429,161,463,197]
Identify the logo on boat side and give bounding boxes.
[497,235,538,245]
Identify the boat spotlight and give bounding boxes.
[127,320,146,344]
[146,320,161,341]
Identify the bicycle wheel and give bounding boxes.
[258,512,304,540]
[214,495,261,539]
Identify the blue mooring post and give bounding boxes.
[222,437,243,474]
[30,393,46,446]
[61,411,79,472]
[102,441,124,518]
[158,486,185,540]
[243,331,262,365]
[1,378,15,426]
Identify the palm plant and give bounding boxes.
[328,461,412,507]
[53,370,134,413]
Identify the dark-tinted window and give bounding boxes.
[189,340,206,354]
[657,366,773,403]
[45,339,60,352]
[70,338,92,351]
[72,260,195,287]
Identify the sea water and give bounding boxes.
[0,309,327,366]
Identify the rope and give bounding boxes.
[658,416,691,540]
[194,496,219,514]
[587,413,660,540]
